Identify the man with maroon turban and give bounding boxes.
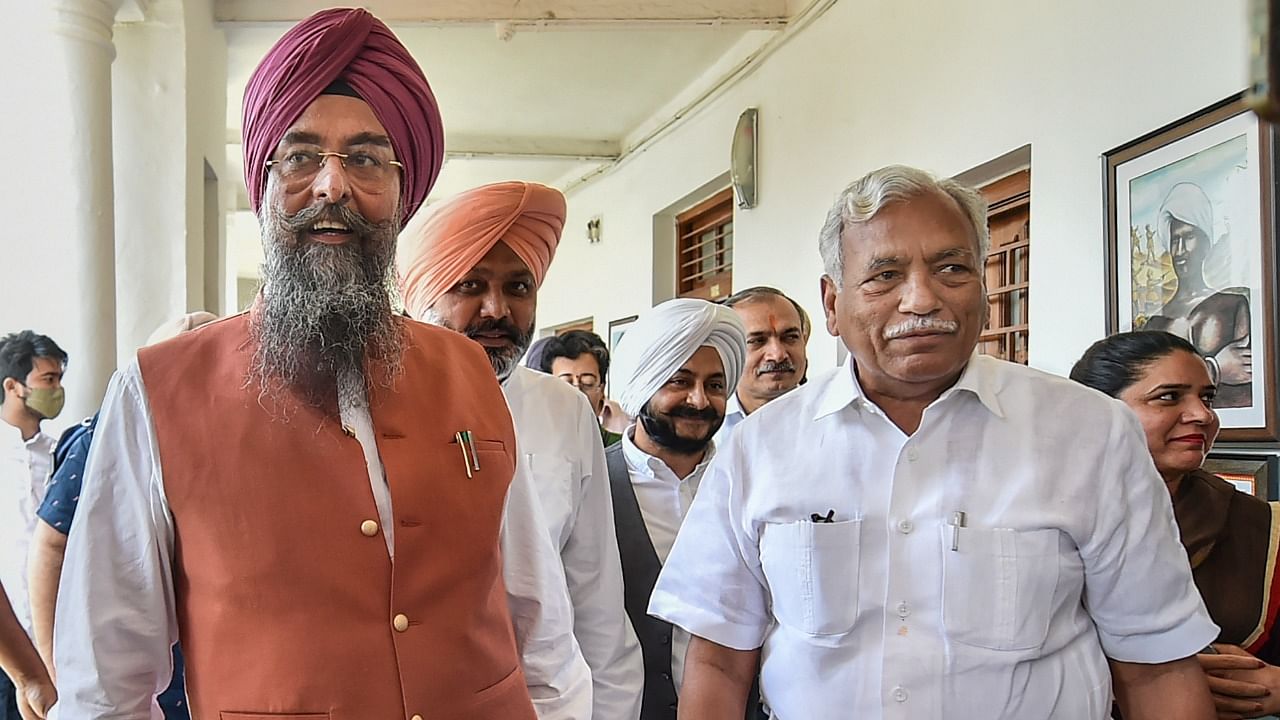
[399,181,645,720]
[51,10,590,720]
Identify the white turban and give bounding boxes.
[611,298,747,417]
[1156,182,1214,249]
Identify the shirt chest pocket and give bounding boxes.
[941,526,1061,651]
[759,518,861,636]
[525,453,578,547]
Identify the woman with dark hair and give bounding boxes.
[1072,330,1280,719]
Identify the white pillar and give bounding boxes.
[2,0,123,429]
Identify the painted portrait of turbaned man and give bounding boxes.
[1109,95,1275,439]
[1128,134,1254,408]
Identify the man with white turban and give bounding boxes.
[602,298,754,720]
[51,10,588,720]
[399,180,644,720]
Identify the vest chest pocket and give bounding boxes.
[941,526,1061,651]
[759,518,861,636]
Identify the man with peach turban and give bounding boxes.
[52,11,589,720]
[399,180,644,720]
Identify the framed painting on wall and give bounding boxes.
[1203,452,1279,499]
[606,315,638,397]
[1103,92,1280,441]
[608,315,638,354]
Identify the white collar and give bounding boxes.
[813,351,1006,421]
[621,424,717,482]
[725,391,747,420]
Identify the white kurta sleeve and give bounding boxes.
[502,456,594,720]
[1077,404,1219,663]
[647,433,771,651]
[51,361,177,720]
[561,394,643,720]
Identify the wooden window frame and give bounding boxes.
[676,187,734,301]
[978,169,1030,364]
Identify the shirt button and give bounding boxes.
[897,601,910,618]
[906,448,919,462]
[393,614,410,632]
[897,520,913,534]
[360,520,379,537]
[892,686,908,702]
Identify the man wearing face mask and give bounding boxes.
[603,298,754,720]
[399,180,644,720]
[0,330,66,720]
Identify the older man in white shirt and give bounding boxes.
[399,180,643,720]
[606,298,750,720]
[650,165,1219,720]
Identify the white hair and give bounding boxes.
[818,165,990,289]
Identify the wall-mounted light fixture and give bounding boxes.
[731,107,758,209]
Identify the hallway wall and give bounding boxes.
[536,0,1250,376]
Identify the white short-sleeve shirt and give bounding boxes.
[649,354,1217,720]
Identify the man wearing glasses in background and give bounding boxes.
[541,330,622,446]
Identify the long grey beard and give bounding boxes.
[249,200,404,415]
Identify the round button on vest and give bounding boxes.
[360,520,379,537]
[411,715,423,720]
[393,613,410,632]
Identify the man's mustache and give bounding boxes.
[757,360,796,376]
[665,405,720,422]
[464,318,523,344]
[883,316,958,340]
[282,202,381,238]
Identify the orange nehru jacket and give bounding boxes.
[137,314,536,720]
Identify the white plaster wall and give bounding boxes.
[113,0,188,366]
[114,0,227,365]
[184,0,228,314]
[537,0,1250,376]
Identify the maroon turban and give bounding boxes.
[242,8,444,224]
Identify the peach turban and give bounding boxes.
[398,181,566,317]
[241,8,444,224]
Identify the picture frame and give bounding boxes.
[1203,452,1279,500]
[1103,92,1280,441]
[606,314,638,398]
[608,314,638,354]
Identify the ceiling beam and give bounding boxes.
[445,135,619,161]
[225,131,620,162]
[215,0,791,27]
